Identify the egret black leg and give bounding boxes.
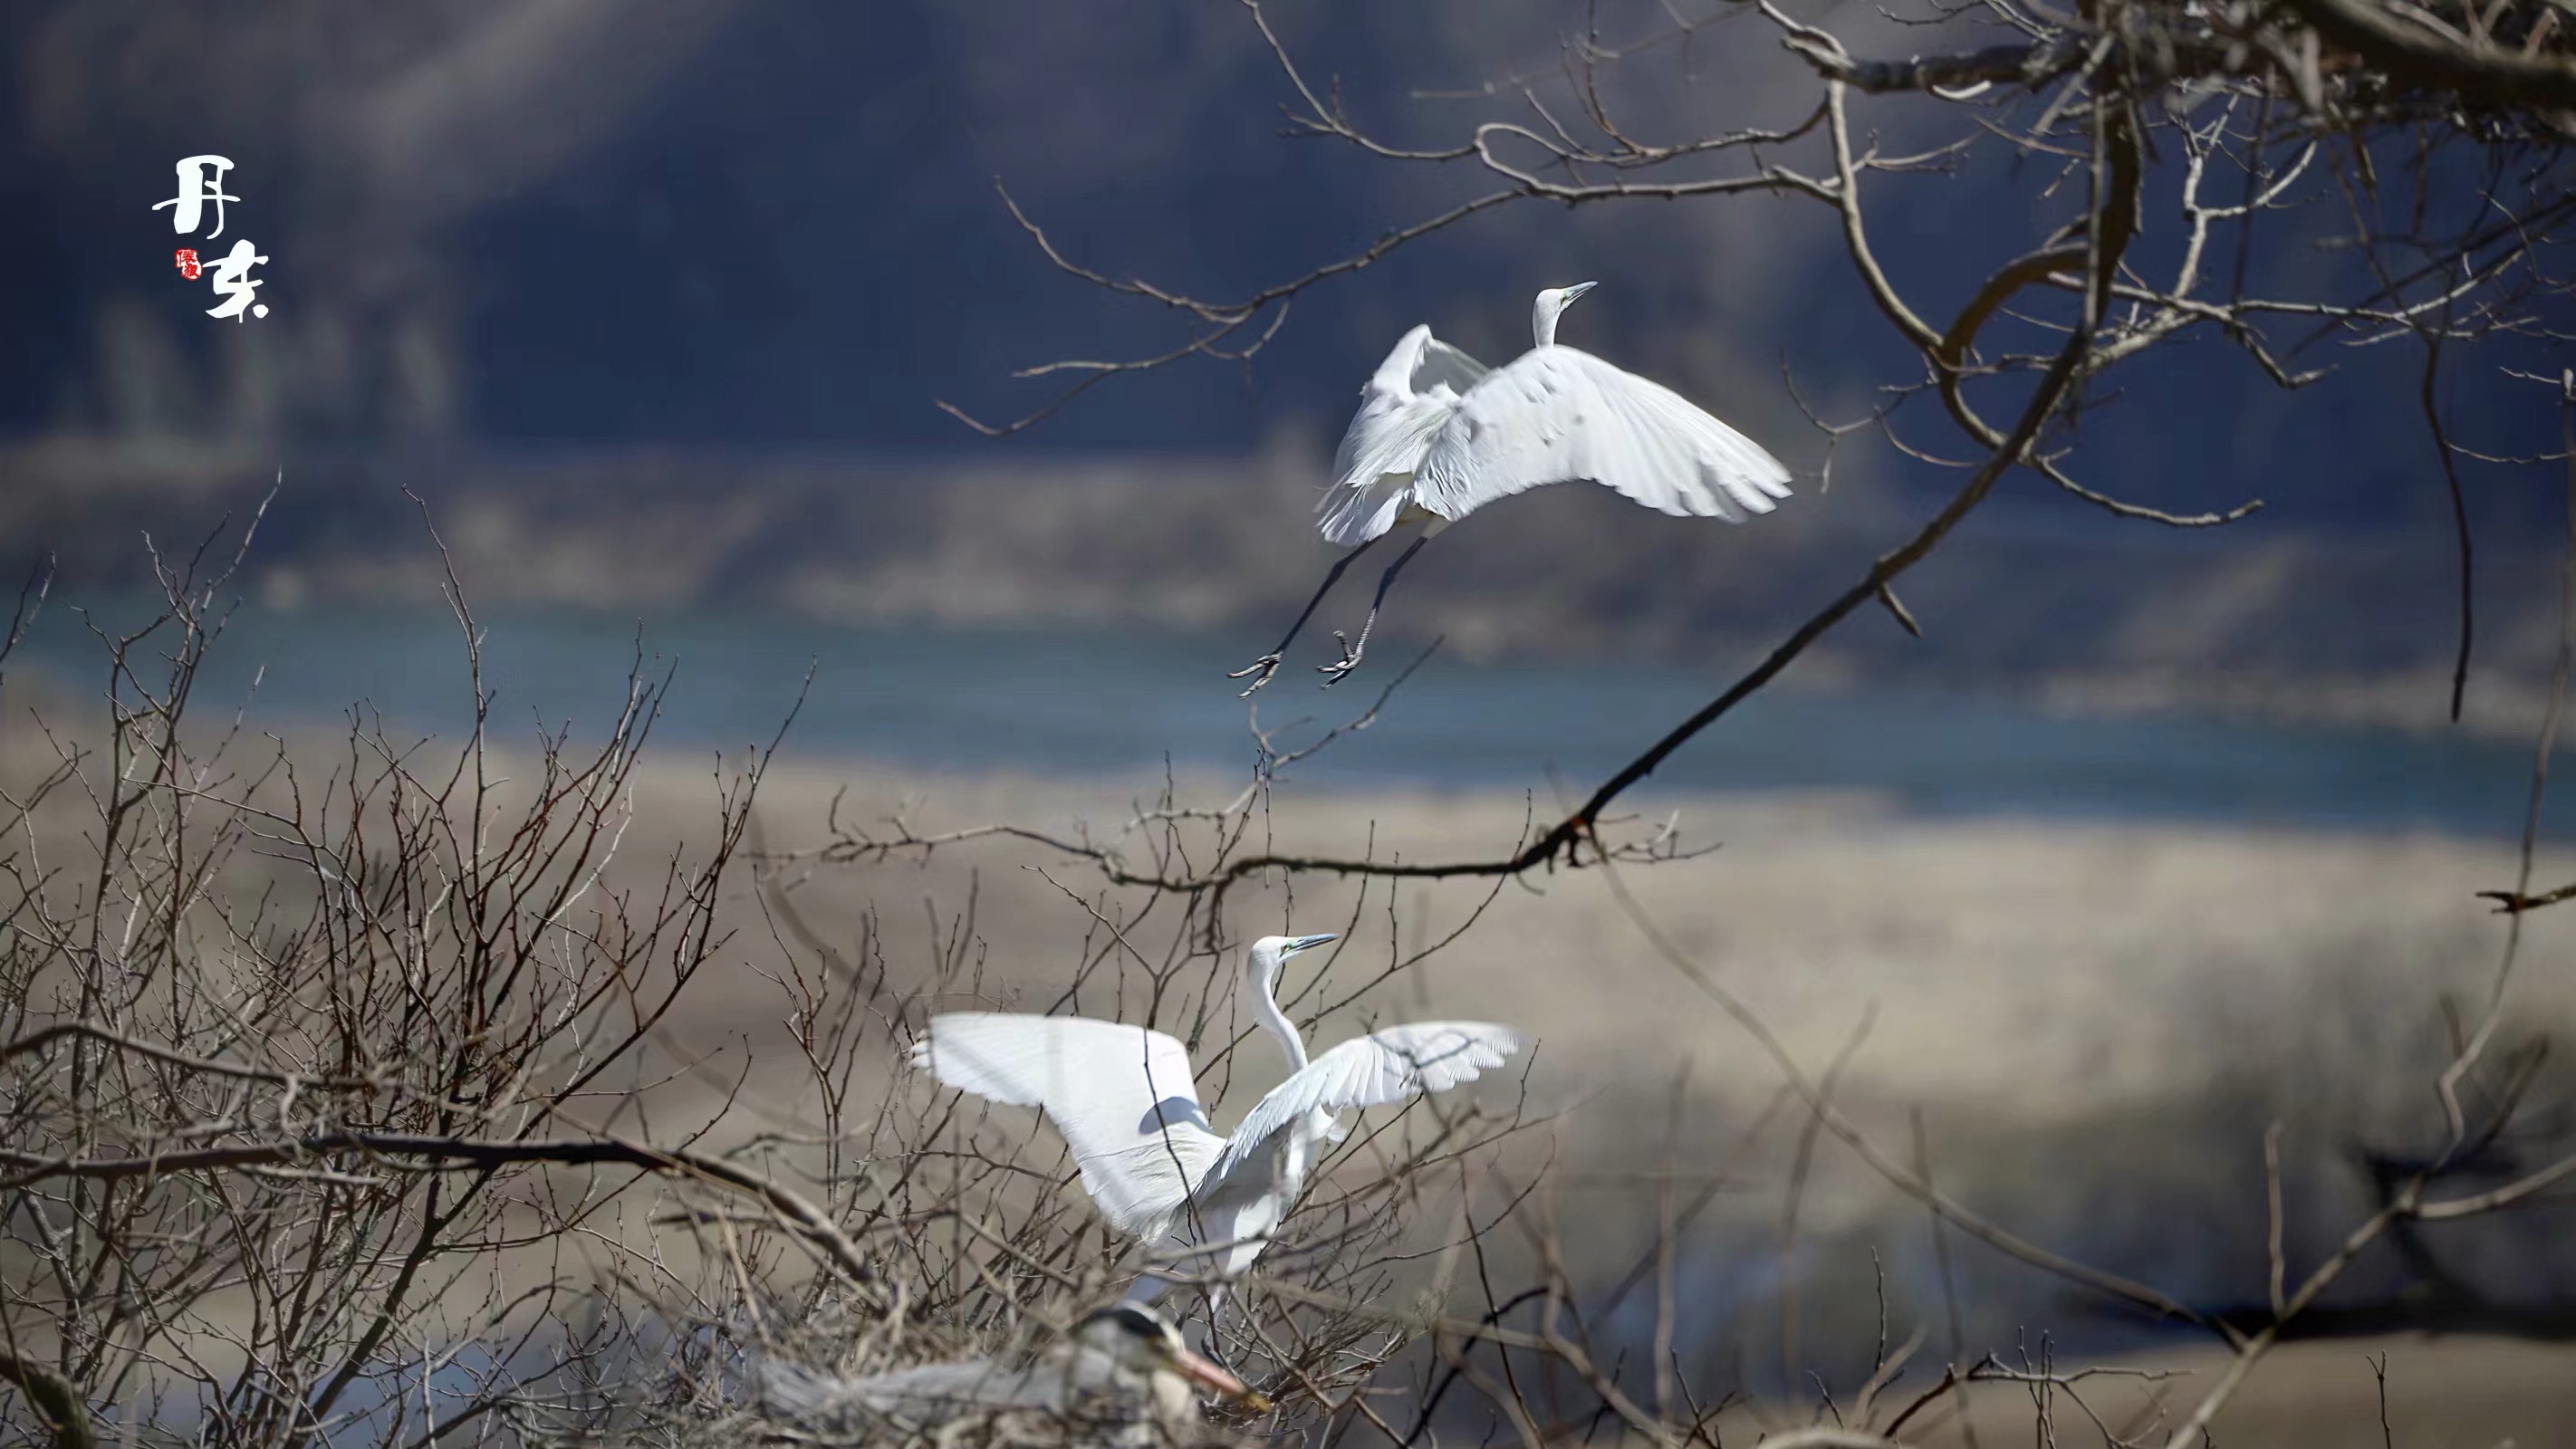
[1228,536,1377,696]
[1319,533,1430,686]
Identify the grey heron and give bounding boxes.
[754,1302,1264,1444]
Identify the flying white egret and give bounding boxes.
[754,1302,1264,1444]
[909,933,1526,1302]
[1231,282,1794,695]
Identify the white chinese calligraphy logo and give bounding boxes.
[155,155,269,321]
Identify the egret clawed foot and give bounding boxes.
[1228,653,1284,697]
[1317,633,1366,686]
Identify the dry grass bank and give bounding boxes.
[11,662,2573,1439]
[690,751,2576,1416]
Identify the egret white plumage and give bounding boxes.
[909,934,1526,1302]
[754,1302,1264,1444]
[1231,282,1794,694]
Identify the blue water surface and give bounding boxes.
[5,595,2562,841]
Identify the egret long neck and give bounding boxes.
[1532,294,1562,348]
[1251,974,1309,1074]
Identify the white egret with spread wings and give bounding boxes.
[1232,282,1794,694]
[910,933,1526,1301]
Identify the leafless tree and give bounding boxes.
[942,0,2571,879]
[0,506,1555,1449]
[883,2,2576,1440]
[0,489,827,1446]
[14,5,2576,1437]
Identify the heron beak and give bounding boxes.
[1562,280,1598,302]
[1289,933,1338,955]
[1168,1345,1266,1408]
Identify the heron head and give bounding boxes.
[1245,933,1337,987]
[1533,281,1597,346]
[1073,1305,1268,1406]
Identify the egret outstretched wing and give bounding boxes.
[1204,1022,1525,1189]
[912,1013,1223,1236]
[1409,346,1792,525]
[1321,325,1492,546]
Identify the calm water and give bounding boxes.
[5,596,2564,840]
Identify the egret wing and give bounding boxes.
[1204,1022,1526,1190]
[913,1013,1224,1237]
[1409,346,1792,524]
[1320,325,1491,546]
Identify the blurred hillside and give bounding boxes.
[5,2,2565,498]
